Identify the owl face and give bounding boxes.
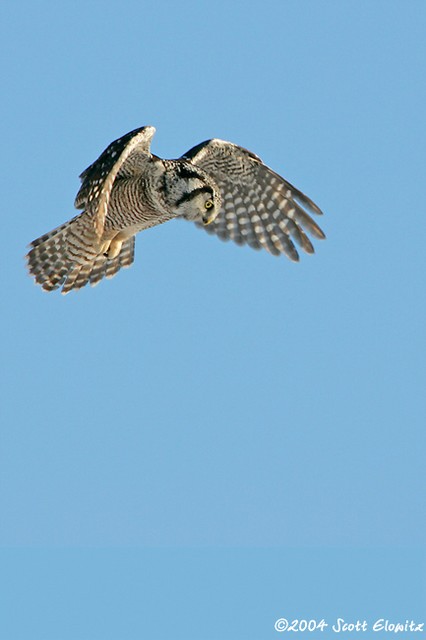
[167,163,221,224]
[177,187,220,225]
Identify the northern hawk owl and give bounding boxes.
[26,126,325,294]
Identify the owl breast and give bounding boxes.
[105,174,174,235]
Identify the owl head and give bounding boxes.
[168,162,222,225]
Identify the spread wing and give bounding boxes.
[74,126,155,238]
[182,139,325,260]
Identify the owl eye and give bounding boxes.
[205,199,214,209]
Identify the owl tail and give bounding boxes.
[26,213,135,294]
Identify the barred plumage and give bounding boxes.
[26,126,325,294]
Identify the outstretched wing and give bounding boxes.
[74,126,156,237]
[182,139,325,260]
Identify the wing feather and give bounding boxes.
[74,126,155,238]
[182,139,325,260]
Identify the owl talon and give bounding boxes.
[99,237,124,260]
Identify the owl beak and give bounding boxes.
[202,209,217,226]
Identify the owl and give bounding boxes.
[26,126,325,294]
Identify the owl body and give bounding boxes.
[27,126,325,294]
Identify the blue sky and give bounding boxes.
[1,0,425,638]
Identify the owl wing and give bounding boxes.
[74,126,155,238]
[182,139,325,260]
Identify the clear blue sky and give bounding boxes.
[1,1,425,638]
